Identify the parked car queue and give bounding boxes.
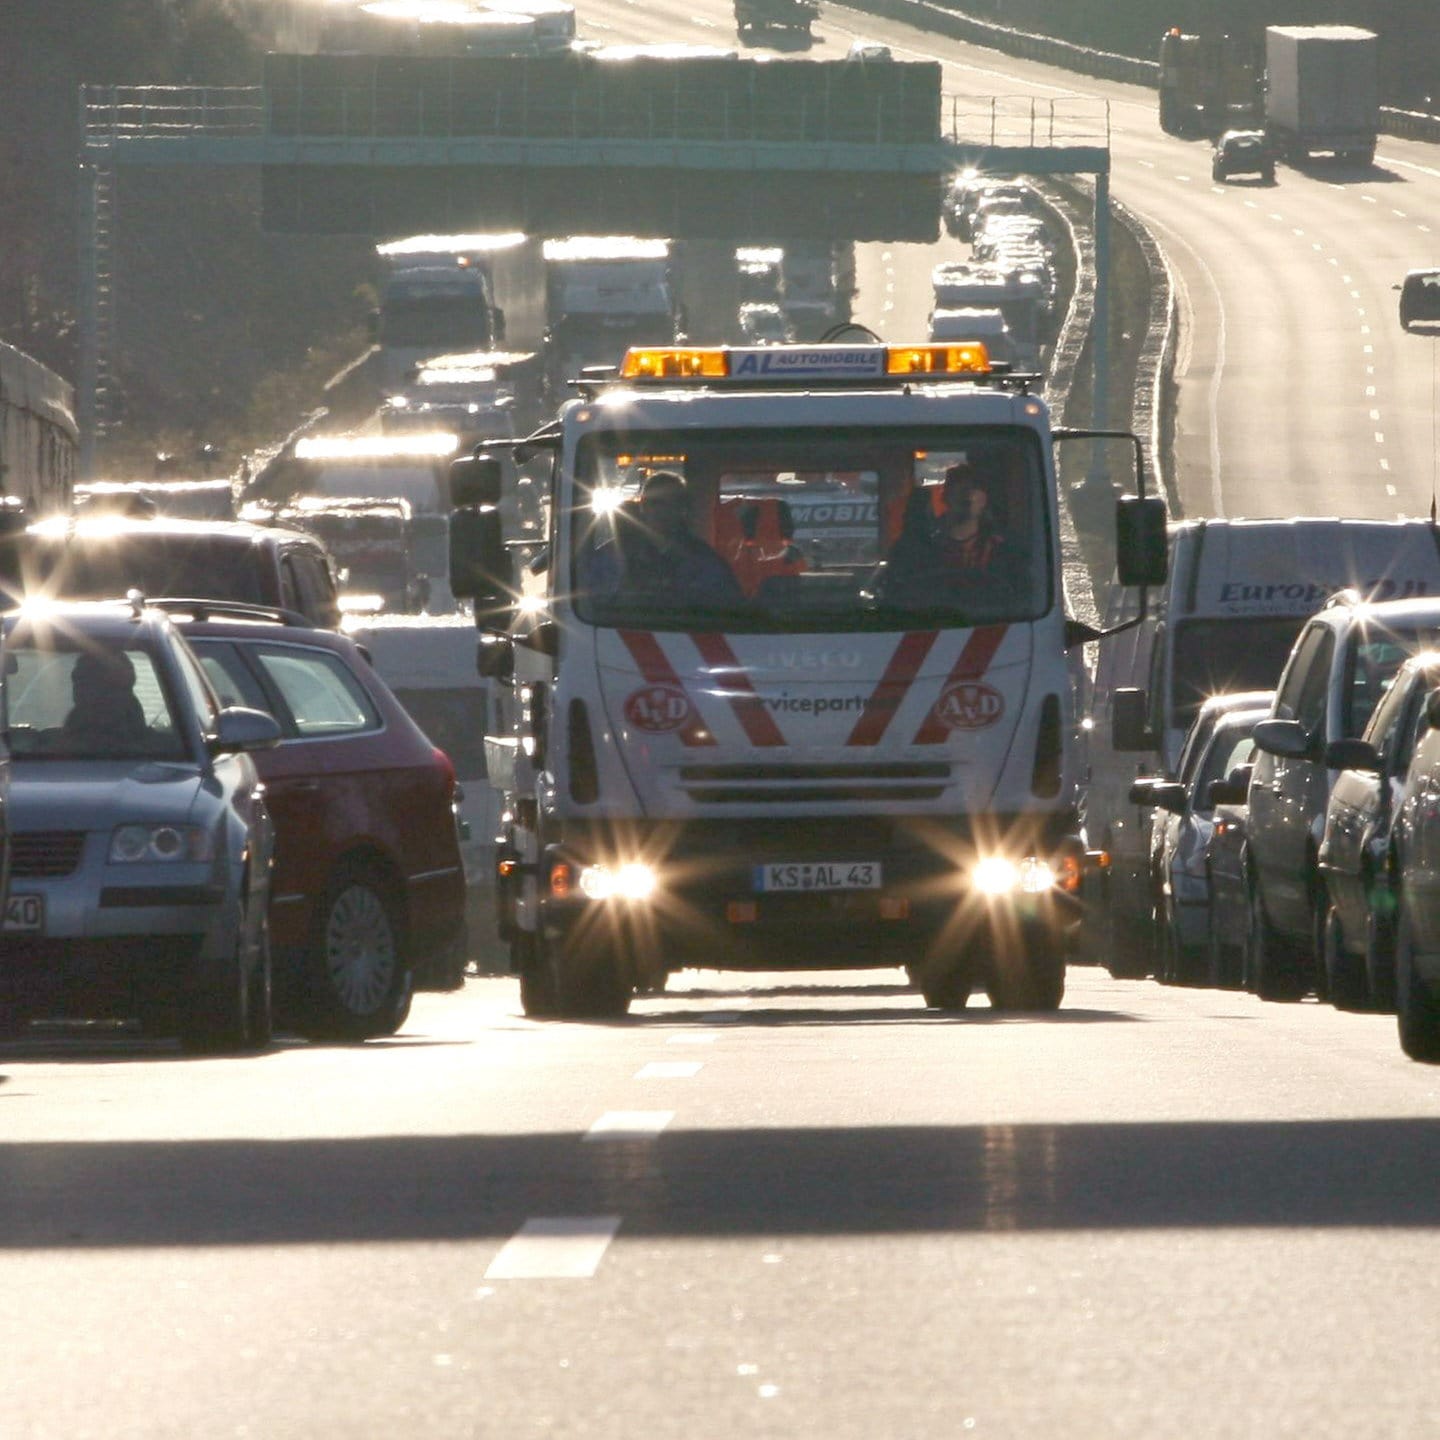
[1114,589,1440,1066]
[0,596,468,1051]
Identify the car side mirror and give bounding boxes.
[1207,776,1247,807]
[1148,780,1188,813]
[208,706,282,755]
[1252,717,1315,760]
[1112,687,1153,752]
[517,619,559,658]
[1115,495,1167,588]
[1324,737,1381,772]
[476,633,514,680]
[1426,687,1440,729]
[1127,775,1159,806]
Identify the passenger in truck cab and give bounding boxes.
[880,462,1009,605]
[729,498,809,597]
[936,461,1007,573]
[611,471,744,607]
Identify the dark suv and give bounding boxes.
[1212,130,1274,183]
[4,516,342,629]
[1398,269,1440,331]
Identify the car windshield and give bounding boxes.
[569,424,1052,634]
[4,534,265,608]
[3,636,190,762]
[1169,617,1308,732]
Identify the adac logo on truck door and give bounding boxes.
[933,680,1005,731]
[623,684,695,734]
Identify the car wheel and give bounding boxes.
[985,919,1065,1012]
[1246,882,1306,1001]
[299,863,412,1041]
[1364,886,1398,1012]
[1322,903,1367,1011]
[244,911,273,1051]
[1206,919,1237,989]
[1395,902,1440,1063]
[179,901,250,1055]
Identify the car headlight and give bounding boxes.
[109,824,213,864]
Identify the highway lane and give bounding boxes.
[5,967,1440,1438]
[582,0,1440,523]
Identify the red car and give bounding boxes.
[169,603,468,1039]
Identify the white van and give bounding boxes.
[344,612,502,969]
[927,306,1017,366]
[1085,517,1440,975]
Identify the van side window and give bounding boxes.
[280,555,303,614]
[284,548,340,627]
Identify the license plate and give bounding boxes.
[754,862,882,892]
[2,894,43,933]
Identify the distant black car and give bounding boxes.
[1398,269,1440,331]
[1212,130,1274,183]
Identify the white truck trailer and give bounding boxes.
[1264,25,1379,165]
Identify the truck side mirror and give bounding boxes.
[450,453,504,509]
[1115,495,1167,588]
[1112,687,1153,752]
[448,507,513,617]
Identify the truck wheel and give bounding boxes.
[1322,904,1367,1011]
[920,955,974,1011]
[549,930,631,1020]
[986,921,1065,1011]
[1245,883,1306,1002]
[296,863,412,1040]
[1396,903,1440,1062]
[516,930,558,1018]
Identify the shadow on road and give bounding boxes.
[8,1117,1440,1248]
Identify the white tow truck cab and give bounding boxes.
[450,340,1165,1018]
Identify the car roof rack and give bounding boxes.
[144,597,312,627]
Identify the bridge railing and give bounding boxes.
[944,96,1110,149]
[82,86,266,144]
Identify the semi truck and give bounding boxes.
[541,237,683,403]
[1263,25,1378,165]
[447,337,1166,1018]
[734,0,818,40]
[1157,28,1261,138]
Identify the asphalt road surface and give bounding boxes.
[4,966,1440,1439]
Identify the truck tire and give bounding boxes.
[986,920,1065,1012]
[536,926,631,1021]
[920,954,974,1011]
[516,930,559,1018]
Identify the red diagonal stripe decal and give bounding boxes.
[690,633,787,748]
[911,624,1009,744]
[847,629,939,746]
[618,630,716,747]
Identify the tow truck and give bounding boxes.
[449,340,1165,1018]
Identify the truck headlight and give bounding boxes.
[971,855,1057,896]
[578,862,658,901]
[109,824,213,864]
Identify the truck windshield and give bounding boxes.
[381,296,494,350]
[570,424,1052,633]
[1169,616,1307,730]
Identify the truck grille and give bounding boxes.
[678,762,951,805]
[10,831,87,878]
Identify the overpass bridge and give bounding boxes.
[77,55,1111,469]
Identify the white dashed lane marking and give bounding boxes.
[584,1111,674,1142]
[635,1061,703,1079]
[485,1217,622,1280]
[667,1031,720,1044]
